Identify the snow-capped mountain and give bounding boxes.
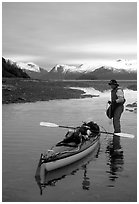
[4,57,137,80]
[50,64,101,74]
[51,64,77,73]
[16,62,40,72]
[51,59,137,74]
[49,59,137,80]
[18,62,40,72]
[5,58,41,72]
[103,59,137,72]
[51,63,102,73]
[4,58,49,79]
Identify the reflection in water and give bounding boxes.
[35,143,100,195]
[82,164,90,190]
[81,144,100,190]
[106,136,124,184]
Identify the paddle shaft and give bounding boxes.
[59,126,117,136]
[100,131,116,136]
[59,125,75,129]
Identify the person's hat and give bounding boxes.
[108,79,119,86]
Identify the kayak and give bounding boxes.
[38,121,101,171]
[35,142,100,194]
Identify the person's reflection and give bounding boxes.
[106,136,124,183]
[113,135,121,150]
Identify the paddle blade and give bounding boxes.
[114,132,135,138]
[40,122,59,128]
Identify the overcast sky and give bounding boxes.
[2,2,137,70]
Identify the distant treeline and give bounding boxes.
[2,57,30,78]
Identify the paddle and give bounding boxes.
[40,122,75,129]
[40,122,135,139]
[99,131,134,138]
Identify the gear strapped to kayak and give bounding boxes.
[38,121,101,171]
[56,121,100,147]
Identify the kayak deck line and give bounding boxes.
[44,137,100,171]
[42,135,100,163]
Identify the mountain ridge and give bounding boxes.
[3,57,137,80]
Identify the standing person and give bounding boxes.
[107,79,126,133]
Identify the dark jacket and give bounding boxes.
[106,87,125,119]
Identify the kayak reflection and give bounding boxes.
[106,136,124,184]
[35,142,100,195]
[82,164,90,190]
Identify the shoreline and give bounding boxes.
[2,78,93,104]
[2,78,137,104]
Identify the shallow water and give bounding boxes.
[2,86,137,202]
